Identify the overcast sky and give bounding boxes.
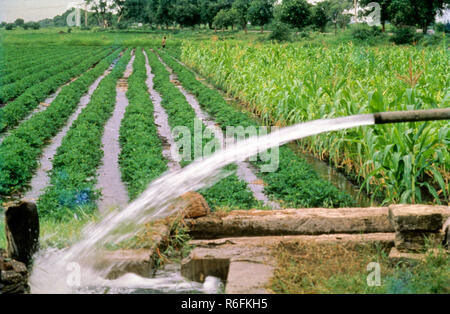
[0,0,448,24]
[0,0,81,22]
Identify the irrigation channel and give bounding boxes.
[24,65,115,201]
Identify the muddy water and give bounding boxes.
[96,53,135,212]
[23,70,114,201]
[143,51,181,172]
[158,55,280,209]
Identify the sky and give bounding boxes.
[0,0,82,22]
[0,0,449,24]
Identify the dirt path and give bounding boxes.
[157,54,280,209]
[143,50,181,172]
[23,68,114,202]
[96,52,135,212]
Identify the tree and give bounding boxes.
[14,18,25,27]
[156,0,174,29]
[359,0,392,32]
[329,0,352,33]
[311,1,330,32]
[277,0,311,31]
[173,0,201,28]
[5,23,15,30]
[111,0,126,24]
[213,8,239,31]
[122,0,154,24]
[388,0,450,33]
[85,0,112,27]
[247,0,274,33]
[232,0,251,34]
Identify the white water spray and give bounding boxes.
[29,114,375,293]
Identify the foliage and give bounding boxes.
[37,49,132,220]
[119,48,167,199]
[213,9,239,30]
[146,48,259,210]
[311,0,330,32]
[162,50,353,207]
[173,0,201,28]
[0,47,108,133]
[247,0,274,31]
[181,42,449,204]
[351,24,383,42]
[391,26,417,45]
[277,0,311,30]
[267,21,291,42]
[0,48,118,196]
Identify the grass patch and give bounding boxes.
[271,241,449,294]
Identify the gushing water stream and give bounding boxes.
[29,114,375,293]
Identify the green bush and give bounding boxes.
[391,27,416,45]
[419,34,443,47]
[268,21,291,42]
[351,24,382,42]
[5,23,14,30]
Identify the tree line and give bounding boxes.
[1,0,448,34]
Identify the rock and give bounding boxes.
[5,201,40,267]
[388,247,424,265]
[443,217,450,249]
[179,192,210,219]
[388,204,449,232]
[394,231,443,252]
[94,249,154,280]
[185,207,393,239]
[226,262,274,294]
[181,257,230,283]
[181,233,394,294]
[0,249,29,294]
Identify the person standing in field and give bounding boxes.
[162,36,166,49]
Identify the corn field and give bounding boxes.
[181,42,450,204]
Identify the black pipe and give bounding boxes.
[374,108,450,124]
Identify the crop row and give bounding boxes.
[159,50,353,208]
[0,48,122,198]
[145,48,260,210]
[0,47,103,103]
[0,46,65,74]
[0,47,114,134]
[0,47,79,85]
[37,50,132,221]
[181,42,449,204]
[119,49,167,200]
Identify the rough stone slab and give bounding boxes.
[388,205,449,232]
[389,247,425,265]
[94,249,154,280]
[444,217,450,249]
[181,233,394,293]
[185,208,393,239]
[91,221,170,279]
[180,258,230,283]
[394,231,444,252]
[225,262,274,294]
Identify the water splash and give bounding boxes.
[30,114,375,293]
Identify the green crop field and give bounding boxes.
[0,0,449,294]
